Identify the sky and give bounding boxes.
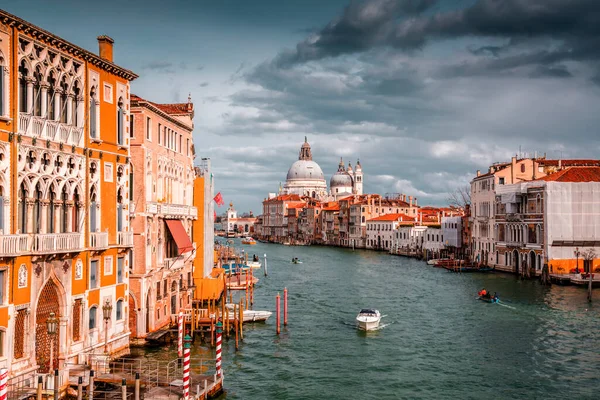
[5,0,600,214]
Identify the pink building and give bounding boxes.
[128,94,198,337]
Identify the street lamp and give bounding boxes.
[102,299,113,354]
[46,312,58,372]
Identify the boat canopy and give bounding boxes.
[359,309,377,314]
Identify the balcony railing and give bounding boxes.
[0,234,31,256]
[164,256,186,270]
[18,114,84,147]
[117,231,134,247]
[145,202,198,218]
[90,232,109,249]
[32,233,84,253]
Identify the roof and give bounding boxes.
[131,94,194,129]
[538,166,600,182]
[286,202,306,209]
[322,204,340,211]
[538,159,600,167]
[263,194,303,203]
[0,9,137,81]
[368,213,415,222]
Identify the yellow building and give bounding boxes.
[0,10,137,389]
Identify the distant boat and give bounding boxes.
[427,258,450,266]
[241,237,257,245]
[291,258,302,264]
[356,309,381,331]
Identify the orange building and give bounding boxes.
[128,94,197,337]
[0,10,136,390]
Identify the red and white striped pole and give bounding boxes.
[178,312,184,358]
[0,368,8,400]
[215,321,223,379]
[183,333,191,400]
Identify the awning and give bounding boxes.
[165,219,194,255]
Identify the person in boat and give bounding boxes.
[253,254,258,262]
[493,292,498,302]
[478,288,487,297]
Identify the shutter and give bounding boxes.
[90,100,96,138]
[117,108,123,144]
[0,196,3,233]
[0,66,4,116]
[90,202,96,232]
[117,204,123,231]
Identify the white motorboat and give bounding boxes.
[226,304,272,323]
[356,308,381,331]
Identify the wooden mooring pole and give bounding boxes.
[77,376,83,400]
[121,379,127,400]
[588,270,593,302]
[36,376,42,400]
[276,292,281,334]
[264,253,268,276]
[284,287,288,326]
[89,370,94,400]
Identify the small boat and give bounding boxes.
[247,261,261,269]
[291,258,302,264]
[241,237,257,245]
[477,293,499,303]
[356,308,381,331]
[427,258,449,266]
[226,304,272,322]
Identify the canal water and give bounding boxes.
[143,239,600,399]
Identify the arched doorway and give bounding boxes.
[530,251,536,273]
[129,296,138,338]
[513,250,519,275]
[35,279,61,373]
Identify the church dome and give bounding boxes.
[286,160,325,181]
[330,158,354,188]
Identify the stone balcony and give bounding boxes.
[0,233,83,256]
[19,113,84,148]
[117,231,134,247]
[90,232,109,250]
[163,255,188,270]
[145,202,198,219]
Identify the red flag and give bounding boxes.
[213,192,224,207]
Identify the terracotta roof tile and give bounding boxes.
[131,94,192,115]
[368,213,415,222]
[538,166,600,182]
[538,159,600,167]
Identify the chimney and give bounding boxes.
[409,196,413,207]
[414,197,417,206]
[97,35,114,62]
[558,159,562,169]
[476,170,481,177]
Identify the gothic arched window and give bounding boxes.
[61,185,68,233]
[18,61,29,113]
[18,182,27,233]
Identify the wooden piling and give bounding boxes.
[239,298,244,340]
[235,305,239,351]
[284,287,288,326]
[589,271,593,302]
[36,376,43,400]
[276,292,281,334]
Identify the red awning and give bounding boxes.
[165,220,194,255]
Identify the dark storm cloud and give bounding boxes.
[276,0,600,67]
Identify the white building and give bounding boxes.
[283,137,328,198]
[423,227,445,252]
[330,158,363,200]
[366,214,414,251]
[442,216,462,248]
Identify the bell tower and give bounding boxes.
[353,159,363,195]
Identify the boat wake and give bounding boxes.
[496,301,516,310]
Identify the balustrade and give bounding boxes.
[18,113,84,147]
[32,232,83,253]
[0,234,31,256]
[117,231,134,247]
[90,232,109,249]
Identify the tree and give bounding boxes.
[446,185,471,209]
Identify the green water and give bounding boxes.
[145,240,600,399]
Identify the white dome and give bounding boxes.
[286,160,325,181]
[330,172,353,187]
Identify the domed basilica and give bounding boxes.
[281,138,363,200]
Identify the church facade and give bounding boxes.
[280,138,363,201]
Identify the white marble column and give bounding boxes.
[26,79,34,114]
[26,198,35,233]
[54,90,62,121]
[66,201,74,233]
[53,201,63,233]
[40,84,49,118]
[76,96,84,128]
[39,200,49,233]
[66,96,73,126]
